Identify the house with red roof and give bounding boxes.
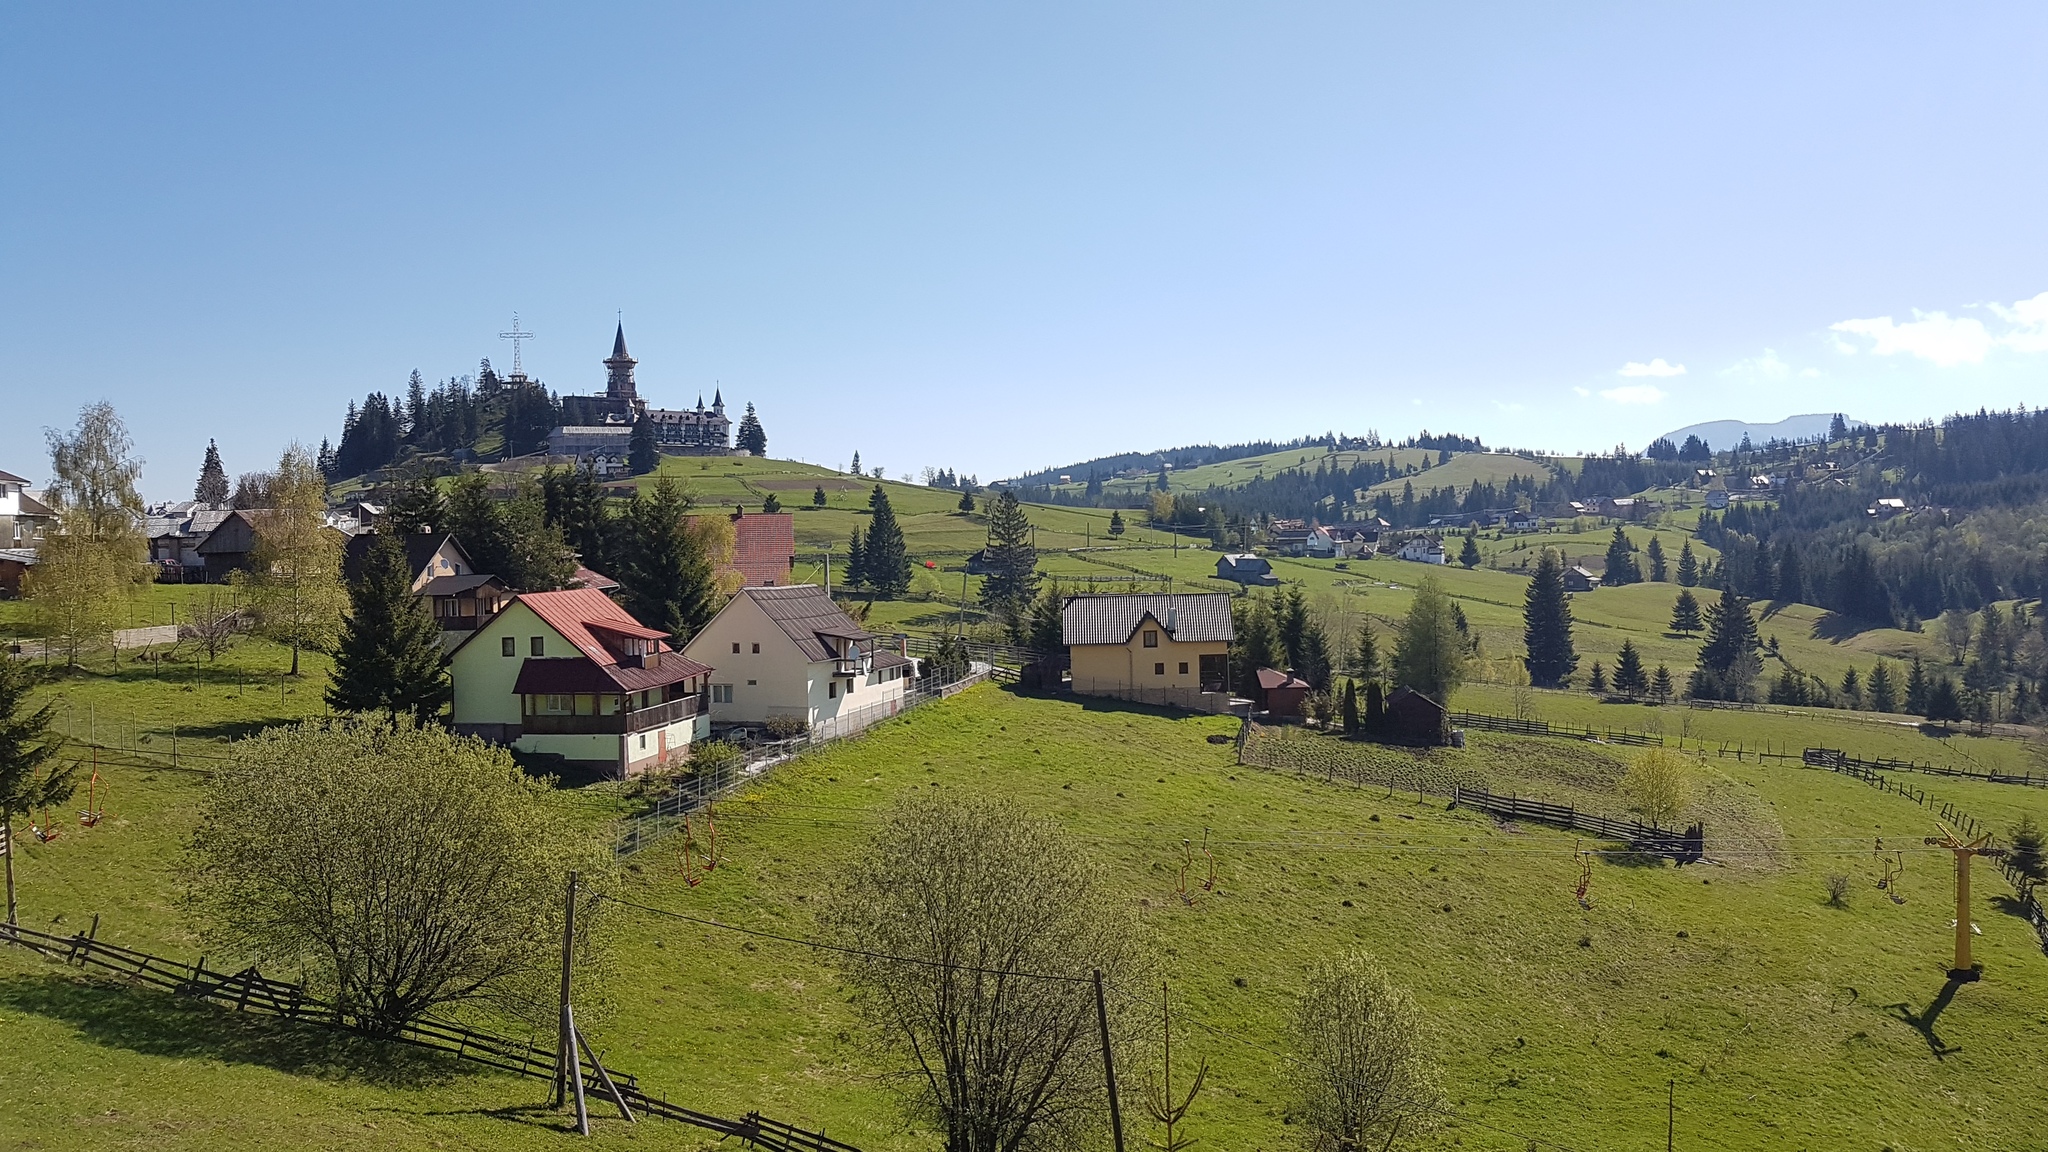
[690,511,795,588]
[449,587,713,778]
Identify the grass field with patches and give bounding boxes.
[7,680,2048,1151]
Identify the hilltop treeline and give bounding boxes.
[323,361,560,479]
[1697,408,2048,624]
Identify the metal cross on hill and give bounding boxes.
[499,313,535,376]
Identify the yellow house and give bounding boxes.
[1063,593,1234,711]
[449,587,712,778]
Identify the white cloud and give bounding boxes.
[1829,311,1993,366]
[1619,358,1686,378]
[1800,367,1821,378]
[1599,384,1667,404]
[1723,349,1792,380]
[1990,290,2048,353]
[1572,386,1591,398]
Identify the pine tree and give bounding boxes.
[1650,664,1675,702]
[1521,549,1578,688]
[846,527,868,589]
[1676,541,1699,587]
[1026,581,1065,655]
[1613,640,1647,697]
[1459,530,1481,568]
[2009,816,2048,899]
[1340,679,1360,734]
[1156,466,1170,492]
[1231,595,1282,698]
[1868,660,1898,712]
[863,485,911,597]
[735,403,767,456]
[1925,675,1964,726]
[326,533,451,724]
[850,451,861,475]
[1749,545,1777,601]
[958,489,975,514]
[814,485,828,507]
[387,471,445,538]
[978,490,1039,626]
[1669,588,1703,636]
[1829,413,1849,441]
[1354,619,1382,681]
[1840,667,1863,710]
[1602,525,1640,585]
[1691,586,1761,701]
[1904,656,1930,715]
[1646,536,1667,582]
[0,657,75,925]
[195,439,230,504]
[618,476,719,638]
[1108,510,1125,536]
[1588,662,1607,693]
[629,416,660,475]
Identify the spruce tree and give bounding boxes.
[629,416,660,475]
[1676,541,1699,587]
[1231,594,1282,698]
[1108,510,1125,537]
[1840,667,1863,710]
[0,657,75,925]
[1522,549,1578,688]
[195,439,230,504]
[1868,660,1898,712]
[978,490,1039,623]
[326,533,450,724]
[1602,525,1640,585]
[1026,581,1065,654]
[1650,664,1674,702]
[761,493,781,514]
[1925,675,1964,726]
[846,527,868,590]
[1646,536,1667,582]
[958,489,975,513]
[1904,655,1930,715]
[1354,619,1382,681]
[1589,662,1607,694]
[387,471,445,537]
[2008,816,2048,899]
[850,451,861,475]
[1669,589,1703,636]
[1613,640,1647,697]
[814,485,828,507]
[1459,530,1482,568]
[1340,679,1360,734]
[1364,680,1385,729]
[863,485,911,597]
[1692,586,1761,701]
[735,403,768,456]
[1749,546,1777,600]
[618,476,718,638]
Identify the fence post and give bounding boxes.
[1093,970,1125,1152]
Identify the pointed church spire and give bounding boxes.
[612,322,629,359]
[712,387,724,414]
[604,323,638,400]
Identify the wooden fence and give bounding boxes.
[0,921,863,1150]
[1802,747,2048,790]
[1451,786,1705,863]
[1449,711,1662,747]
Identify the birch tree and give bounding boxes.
[235,445,345,675]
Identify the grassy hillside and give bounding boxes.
[6,685,2048,1150]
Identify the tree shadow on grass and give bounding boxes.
[0,972,487,1089]
[1886,974,1967,1059]
[1809,611,1887,642]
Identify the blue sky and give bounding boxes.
[3,3,2045,500]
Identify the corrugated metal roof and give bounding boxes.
[743,585,873,662]
[419,573,504,597]
[1061,593,1234,647]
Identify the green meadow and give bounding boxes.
[7,682,2048,1151]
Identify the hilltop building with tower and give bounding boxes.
[546,324,739,472]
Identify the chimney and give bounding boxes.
[1166,606,1178,632]
[898,633,908,656]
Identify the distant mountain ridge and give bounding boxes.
[1656,413,1863,453]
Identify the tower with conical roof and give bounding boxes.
[604,323,638,401]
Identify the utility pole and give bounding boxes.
[1094,969,1125,1152]
[1667,1079,1674,1151]
[1925,823,2006,980]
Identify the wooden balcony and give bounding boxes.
[522,694,702,736]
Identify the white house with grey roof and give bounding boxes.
[681,585,917,737]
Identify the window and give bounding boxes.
[1143,630,1159,648]
[752,642,760,654]
[1179,662,1189,675]
[711,684,733,704]
[501,636,515,657]
[544,694,572,713]
[1154,662,1166,675]
[828,682,838,698]
[732,642,741,654]
[639,734,647,749]
[530,636,545,656]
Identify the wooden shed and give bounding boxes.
[1256,667,1312,718]
[1384,686,1448,745]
